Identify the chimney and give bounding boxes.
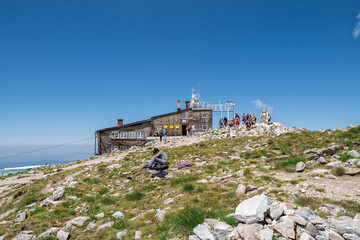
[117,119,123,126]
[177,99,181,111]
[185,101,190,109]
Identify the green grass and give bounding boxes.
[182,183,195,192]
[83,178,100,184]
[125,191,145,201]
[275,156,307,172]
[331,167,346,176]
[98,187,109,195]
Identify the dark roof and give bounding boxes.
[96,119,151,133]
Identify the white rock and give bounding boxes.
[56,230,69,240]
[296,162,306,172]
[273,216,295,239]
[236,223,263,240]
[235,184,246,194]
[96,221,114,231]
[193,223,215,240]
[37,227,60,239]
[117,230,127,240]
[86,222,96,230]
[269,202,284,220]
[197,179,208,183]
[328,230,344,240]
[257,229,273,240]
[15,211,27,222]
[95,212,105,218]
[163,198,174,205]
[112,211,125,219]
[300,232,315,240]
[52,187,65,200]
[342,234,360,240]
[348,150,360,158]
[213,222,233,239]
[155,209,166,221]
[189,235,201,240]
[67,216,89,226]
[135,231,142,239]
[11,231,35,240]
[235,194,271,224]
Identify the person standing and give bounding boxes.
[192,125,195,136]
[163,128,168,142]
[158,127,164,142]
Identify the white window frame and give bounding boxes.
[111,145,119,151]
[111,131,119,139]
[137,131,144,139]
[202,125,208,130]
[181,115,187,119]
[120,132,127,138]
[128,132,136,138]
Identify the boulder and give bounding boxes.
[296,162,306,172]
[11,231,36,240]
[256,229,273,240]
[342,234,360,240]
[96,221,114,231]
[305,222,319,237]
[225,229,240,240]
[193,223,215,240]
[345,168,360,176]
[300,233,315,240]
[236,223,263,240]
[234,170,244,177]
[236,184,246,194]
[330,219,360,236]
[318,157,328,164]
[155,209,166,221]
[304,149,319,155]
[95,212,104,218]
[213,222,234,240]
[235,194,271,224]
[86,222,96,230]
[56,230,69,240]
[328,230,344,240]
[37,227,60,239]
[269,202,284,220]
[117,230,127,240]
[135,231,142,239]
[163,198,174,205]
[189,235,201,240]
[348,150,360,158]
[347,159,360,165]
[15,211,27,222]
[52,187,65,200]
[273,216,295,239]
[112,211,125,219]
[67,216,89,226]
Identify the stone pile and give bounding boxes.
[189,194,360,240]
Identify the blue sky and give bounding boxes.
[1,0,360,147]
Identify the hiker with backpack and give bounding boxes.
[158,128,164,142]
[163,128,168,142]
[143,148,169,178]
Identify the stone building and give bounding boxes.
[95,93,212,155]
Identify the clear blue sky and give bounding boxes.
[1,0,360,146]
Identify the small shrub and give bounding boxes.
[331,167,346,176]
[290,180,299,185]
[316,188,325,193]
[101,197,117,205]
[183,183,195,192]
[83,178,100,184]
[99,187,109,195]
[125,191,145,201]
[113,219,130,230]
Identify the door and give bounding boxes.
[182,125,187,136]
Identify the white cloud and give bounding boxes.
[252,100,273,114]
[353,13,360,39]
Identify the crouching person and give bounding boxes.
[144,148,169,178]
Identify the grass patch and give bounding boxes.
[315,188,325,193]
[99,187,109,195]
[331,167,346,176]
[83,178,101,184]
[183,183,195,192]
[275,156,306,172]
[290,180,299,185]
[170,176,199,186]
[125,191,145,201]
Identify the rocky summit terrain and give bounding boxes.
[0,123,359,240]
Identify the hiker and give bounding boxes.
[242,114,246,123]
[192,125,195,135]
[163,128,168,142]
[219,118,223,129]
[223,117,228,127]
[268,114,271,125]
[235,118,240,129]
[144,148,168,169]
[158,128,164,142]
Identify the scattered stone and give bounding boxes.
[163,198,174,205]
[342,234,360,240]
[348,150,360,158]
[300,232,315,240]
[193,223,215,240]
[213,222,233,239]
[235,170,244,177]
[330,219,360,236]
[318,157,328,164]
[345,168,360,176]
[269,202,284,220]
[37,227,60,239]
[87,222,96,230]
[256,229,273,240]
[235,194,271,224]
[273,216,295,239]
[236,184,246,194]
[96,221,114,231]
[112,211,125,219]
[305,222,320,237]
[56,230,69,240]
[135,231,142,239]
[15,211,27,222]
[189,235,201,240]
[155,209,165,221]
[304,148,319,154]
[52,187,65,200]
[67,216,89,226]
[296,162,306,172]
[117,230,127,240]
[328,230,344,240]
[95,212,105,218]
[12,231,35,240]
[197,179,208,183]
[236,223,263,240]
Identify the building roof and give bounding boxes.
[96,119,151,133]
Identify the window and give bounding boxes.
[111,145,119,151]
[111,131,119,139]
[181,115,186,119]
[120,132,127,138]
[202,114,208,118]
[137,131,144,138]
[120,146,127,150]
[202,125,208,130]
[128,132,136,138]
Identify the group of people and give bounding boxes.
[154,127,168,142]
[186,125,196,136]
[219,112,271,130]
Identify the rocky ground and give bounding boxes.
[0,123,359,240]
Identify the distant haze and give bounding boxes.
[0,144,93,169]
